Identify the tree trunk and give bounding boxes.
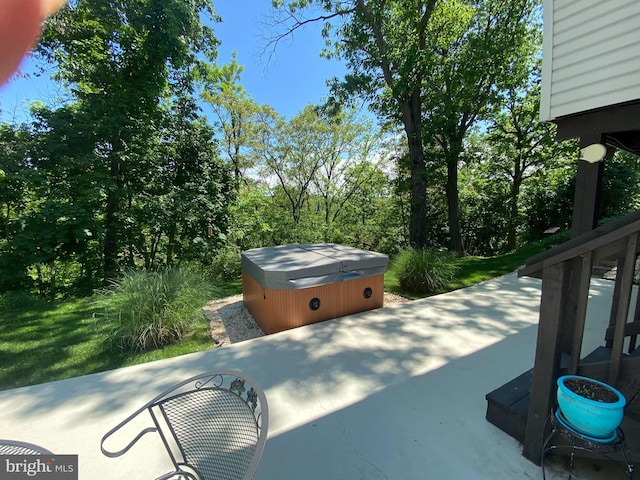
[445,135,465,255]
[507,179,520,251]
[36,264,44,295]
[140,233,150,269]
[167,225,176,266]
[401,90,428,248]
[446,161,464,255]
[103,154,122,279]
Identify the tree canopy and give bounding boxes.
[35,0,226,278]
[270,0,540,253]
[1,0,639,297]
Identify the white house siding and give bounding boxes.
[540,0,640,122]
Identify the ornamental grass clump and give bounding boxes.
[95,266,214,352]
[394,248,460,295]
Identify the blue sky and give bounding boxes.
[213,2,348,117]
[0,1,348,123]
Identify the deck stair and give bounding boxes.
[487,346,640,463]
[486,348,640,437]
[487,211,640,464]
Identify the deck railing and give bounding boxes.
[518,210,640,463]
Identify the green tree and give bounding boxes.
[255,105,325,229]
[599,151,640,221]
[520,157,577,240]
[310,109,385,235]
[37,0,219,278]
[333,160,403,254]
[0,122,36,290]
[126,96,233,268]
[200,54,261,191]
[228,184,275,251]
[458,148,511,255]
[485,81,561,250]
[253,104,391,244]
[271,0,438,248]
[0,105,104,293]
[422,0,540,254]
[271,0,539,255]
[0,123,31,243]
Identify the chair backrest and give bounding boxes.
[101,370,268,480]
[0,440,52,455]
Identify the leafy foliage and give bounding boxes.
[459,91,579,255]
[0,0,234,292]
[520,158,577,242]
[275,0,540,253]
[599,151,640,218]
[1,0,639,302]
[35,0,223,278]
[94,266,214,352]
[481,79,562,250]
[125,97,234,268]
[244,104,403,252]
[199,54,261,190]
[209,244,242,281]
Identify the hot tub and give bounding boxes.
[241,243,388,334]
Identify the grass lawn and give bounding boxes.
[384,240,547,299]
[0,293,218,391]
[0,244,546,391]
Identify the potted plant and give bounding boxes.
[557,375,626,439]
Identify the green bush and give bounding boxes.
[392,248,460,294]
[210,244,242,281]
[0,291,46,311]
[95,266,214,352]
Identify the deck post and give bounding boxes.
[571,135,606,239]
[560,137,605,353]
[559,258,584,354]
[523,262,569,464]
[570,160,603,238]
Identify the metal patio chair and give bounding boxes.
[0,439,52,455]
[100,370,268,480]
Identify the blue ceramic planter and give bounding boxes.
[557,375,626,439]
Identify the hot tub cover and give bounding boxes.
[241,243,388,290]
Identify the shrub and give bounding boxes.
[393,248,460,294]
[210,244,242,281]
[95,266,214,352]
[0,291,46,311]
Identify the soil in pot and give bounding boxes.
[564,378,619,403]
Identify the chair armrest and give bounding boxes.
[100,404,158,458]
[101,425,157,458]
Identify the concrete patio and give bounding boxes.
[0,273,630,479]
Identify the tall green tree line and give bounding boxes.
[0,0,234,293]
[2,0,639,297]
[37,0,227,279]
[270,0,539,253]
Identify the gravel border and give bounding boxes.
[203,292,410,347]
